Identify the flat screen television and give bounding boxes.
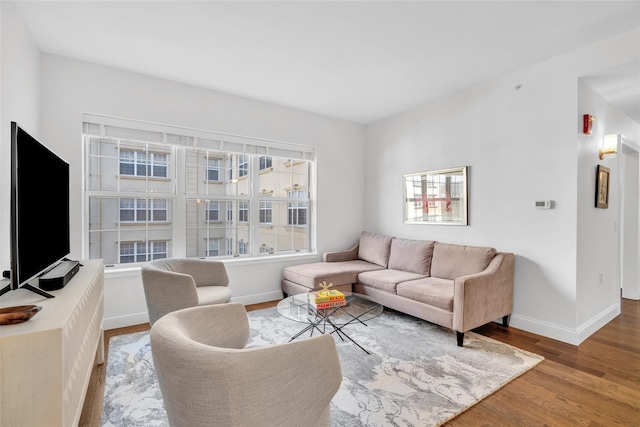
[0,122,72,298]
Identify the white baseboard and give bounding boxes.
[231,290,283,306]
[104,312,150,331]
[510,302,620,346]
[576,302,620,344]
[103,290,284,331]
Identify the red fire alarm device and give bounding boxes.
[583,114,595,134]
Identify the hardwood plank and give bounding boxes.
[80,298,640,426]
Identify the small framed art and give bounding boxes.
[595,165,610,209]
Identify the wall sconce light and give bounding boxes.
[583,114,595,134]
[599,134,619,160]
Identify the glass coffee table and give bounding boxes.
[276,292,383,354]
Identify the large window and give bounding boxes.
[84,116,314,265]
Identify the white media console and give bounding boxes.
[0,259,104,427]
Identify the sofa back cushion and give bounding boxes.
[387,238,435,275]
[430,242,496,279]
[358,231,393,267]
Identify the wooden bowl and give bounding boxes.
[0,305,42,325]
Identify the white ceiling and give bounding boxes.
[14,1,640,124]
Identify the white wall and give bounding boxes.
[364,29,640,344]
[37,54,365,329]
[0,1,41,275]
[576,81,640,339]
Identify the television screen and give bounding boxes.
[10,122,70,291]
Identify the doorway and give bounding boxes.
[620,137,640,300]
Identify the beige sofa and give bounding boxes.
[281,231,514,346]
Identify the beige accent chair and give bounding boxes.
[150,303,343,427]
[141,258,232,325]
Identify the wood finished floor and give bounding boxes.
[80,298,640,426]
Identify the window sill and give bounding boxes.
[103,252,319,278]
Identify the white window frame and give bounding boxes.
[83,114,316,265]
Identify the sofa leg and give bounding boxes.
[456,331,464,347]
[502,315,511,327]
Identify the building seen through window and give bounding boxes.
[84,119,313,265]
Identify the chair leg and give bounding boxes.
[456,331,464,347]
[502,315,511,327]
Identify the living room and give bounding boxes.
[1,1,639,426]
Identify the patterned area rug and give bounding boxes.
[101,308,543,426]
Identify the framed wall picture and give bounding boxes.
[403,166,468,225]
[595,165,610,209]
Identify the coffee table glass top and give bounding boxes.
[276,292,383,326]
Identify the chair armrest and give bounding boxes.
[229,334,342,426]
[141,267,199,325]
[179,259,230,287]
[452,252,514,333]
[164,302,250,349]
[323,242,359,262]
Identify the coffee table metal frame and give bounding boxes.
[276,292,383,354]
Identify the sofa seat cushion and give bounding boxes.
[396,277,454,312]
[358,231,393,267]
[388,238,435,275]
[283,260,383,289]
[430,242,497,280]
[357,269,426,294]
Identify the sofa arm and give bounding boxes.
[323,242,359,262]
[452,252,514,333]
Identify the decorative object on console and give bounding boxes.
[309,281,346,308]
[0,305,42,325]
[403,166,468,225]
[595,165,610,209]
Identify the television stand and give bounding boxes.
[0,259,104,427]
